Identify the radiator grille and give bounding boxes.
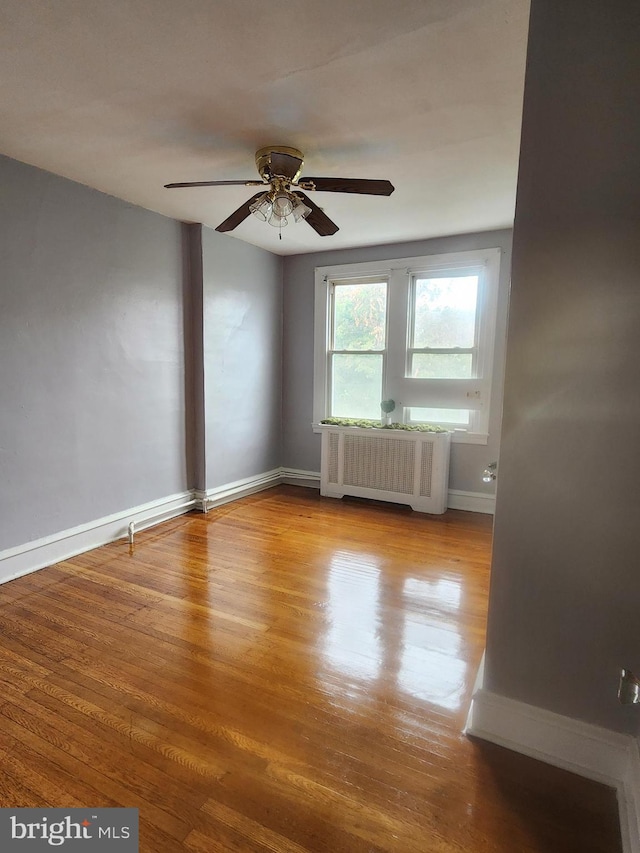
[328,433,340,484]
[343,434,415,494]
[419,441,434,497]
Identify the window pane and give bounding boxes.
[411,352,473,379]
[410,407,470,426]
[331,354,383,419]
[413,276,478,348]
[333,282,387,351]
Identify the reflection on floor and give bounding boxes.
[0,485,622,852]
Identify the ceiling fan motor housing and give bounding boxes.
[255,146,304,183]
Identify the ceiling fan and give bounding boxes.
[164,145,394,236]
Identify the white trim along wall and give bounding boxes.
[0,471,495,586]
[0,491,196,587]
[466,662,640,853]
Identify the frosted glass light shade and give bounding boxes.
[271,193,295,218]
[293,199,312,222]
[268,210,288,228]
[249,193,273,221]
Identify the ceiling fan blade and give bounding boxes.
[215,192,266,233]
[164,180,263,189]
[300,177,394,196]
[295,192,339,236]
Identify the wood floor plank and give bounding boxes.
[0,486,621,852]
[0,698,197,843]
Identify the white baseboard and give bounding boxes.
[280,468,321,488]
[0,490,196,587]
[279,474,496,513]
[447,489,495,514]
[0,469,295,585]
[466,685,640,853]
[193,490,209,512]
[466,686,632,786]
[0,475,494,593]
[202,468,282,509]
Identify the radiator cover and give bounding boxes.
[319,425,451,513]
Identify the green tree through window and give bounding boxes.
[331,282,386,419]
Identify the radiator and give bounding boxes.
[319,425,451,513]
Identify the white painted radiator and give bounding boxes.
[319,425,451,514]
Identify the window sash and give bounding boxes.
[407,346,478,381]
[407,270,482,379]
[327,278,388,418]
[406,406,472,428]
[329,352,385,419]
[329,278,388,353]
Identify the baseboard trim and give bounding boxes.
[203,468,282,509]
[0,490,196,587]
[466,687,632,785]
[0,475,494,590]
[0,469,293,585]
[280,468,321,488]
[466,685,640,853]
[447,489,495,514]
[279,475,495,511]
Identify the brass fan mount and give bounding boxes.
[255,146,305,184]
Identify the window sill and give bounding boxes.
[312,423,488,445]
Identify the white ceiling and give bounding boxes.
[0,0,530,256]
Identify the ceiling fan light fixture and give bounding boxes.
[292,198,312,222]
[249,192,273,222]
[272,192,295,219]
[268,209,288,228]
[166,146,394,238]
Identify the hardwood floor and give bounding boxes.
[0,486,621,852]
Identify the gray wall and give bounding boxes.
[201,227,283,488]
[485,0,640,734]
[282,230,512,492]
[0,155,188,551]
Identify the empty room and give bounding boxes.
[1,1,639,851]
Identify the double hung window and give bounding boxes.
[314,248,501,443]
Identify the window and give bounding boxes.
[329,279,387,420]
[408,274,479,379]
[314,248,501,443]
[407,407,472,429]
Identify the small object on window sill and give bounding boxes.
[380,399,396,426]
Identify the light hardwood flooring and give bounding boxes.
[0,485,622,851]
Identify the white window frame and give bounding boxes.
[313,248,501,444]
